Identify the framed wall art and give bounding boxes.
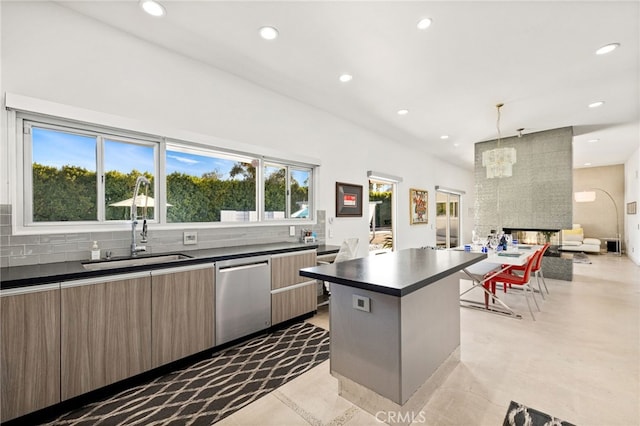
[410,188,428,225]
[627,201,637,215]
[336,182,363,217]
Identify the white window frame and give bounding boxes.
[19,115,160,231]
[8,100,317,235]
[164,141,261,224]
[263,160,314,221]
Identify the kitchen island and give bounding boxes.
[300,248,485,420]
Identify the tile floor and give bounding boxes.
[220,253,640,425]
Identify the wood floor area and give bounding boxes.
[219,253,640,425]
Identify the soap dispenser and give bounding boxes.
[91,241,100,260]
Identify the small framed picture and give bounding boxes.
[336,182,363,217]
[410,188,428,224]
[627,201,637,215]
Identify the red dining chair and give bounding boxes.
[502,243,551,299]
[485,249,541,320]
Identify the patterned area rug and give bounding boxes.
[503,401,576,426]
[45,322,329,425]
[573,252,592,264]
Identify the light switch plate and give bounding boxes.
[183,231,197,245]
[289,226,296,236]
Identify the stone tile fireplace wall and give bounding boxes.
[475,127,574,280]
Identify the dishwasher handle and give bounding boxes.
[217,260,269,273]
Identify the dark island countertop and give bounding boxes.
[300,248,486,297]
[1,242,340,290]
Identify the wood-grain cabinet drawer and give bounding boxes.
[271,250,317,290]
[271,281,317,325]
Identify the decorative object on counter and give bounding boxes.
[46,322,329,425]
[300,229,316,243]
[409,188,428,224]
[503,400,575,426]
[335,182,363,217]
[90,241,100,260]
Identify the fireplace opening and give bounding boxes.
[502,228,562,257]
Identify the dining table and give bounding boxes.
[458,245,543,319]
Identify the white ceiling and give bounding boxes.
[58,0,640,171]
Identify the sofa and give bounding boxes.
[560,226,602,254]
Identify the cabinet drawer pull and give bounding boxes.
[270,279,316,294]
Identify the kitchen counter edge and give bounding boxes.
[1,243,340,290]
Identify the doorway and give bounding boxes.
[436,190,460,249]
[369,179,396,253]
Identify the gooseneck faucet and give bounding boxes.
[131,176,150,257]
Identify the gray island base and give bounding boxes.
[300,248,486,425]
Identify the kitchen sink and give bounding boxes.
[82,254,192,271]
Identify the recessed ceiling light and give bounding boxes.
[440,135,449,140]
[588,101,605,108]
[397,109,409,116]
[596,43,620,55]
[584,162,592,166]
[339,74,353,83]
[417,18,432,30]
[140,0,165,17]
[259,26,279,40]
[588,138,600,143]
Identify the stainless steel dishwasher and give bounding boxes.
[215,255,271,345]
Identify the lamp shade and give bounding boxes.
[574,191,596,202]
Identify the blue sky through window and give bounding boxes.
[105,139,153,174]
[33,127,307,184]
[33,127,96,171]
[166,150,237,179]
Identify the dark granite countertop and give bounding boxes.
[1,242,340,290]
[300,248,486,297]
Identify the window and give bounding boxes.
[31,126,98,222]
[17,112,315,231]
[264,162,312,219]
[290,167,311,219]
[105,138,155,221]
[166,145,257,223]
[26,121,157,225]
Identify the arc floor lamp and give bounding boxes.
[574,188,621,255]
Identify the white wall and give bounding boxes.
[0,2,474,257]
[625,147,640,265]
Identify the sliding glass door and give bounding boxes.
[436,191,460,248]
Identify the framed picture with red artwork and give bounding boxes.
[336,182,363,217]
[410,188,428,224]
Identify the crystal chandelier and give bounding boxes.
[482,103,516,178]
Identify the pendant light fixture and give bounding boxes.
[482,103,517,178]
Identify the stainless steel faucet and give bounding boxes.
[131,176,150,257]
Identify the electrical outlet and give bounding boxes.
[352,295,370,312]
[289,226,296,236]
[329,228,334,238]
[183,231,197,245]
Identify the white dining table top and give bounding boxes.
[462,245,542,274]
